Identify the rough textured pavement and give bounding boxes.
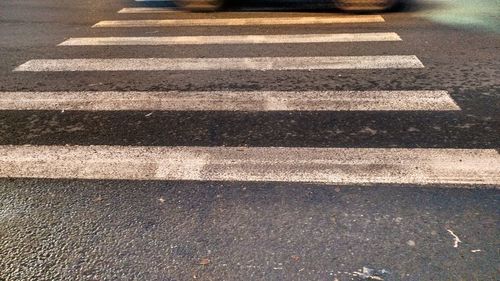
[0,0,499,280]
[1,181,499,280]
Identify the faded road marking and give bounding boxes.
[92,15,385,28]
[59,33,401,46]
[0,91,459,111]
[14,56,424,72]
[1,146,498,185]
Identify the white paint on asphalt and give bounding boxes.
[14,56,424,72]
[118,7,177,13]
[59,33,402,46]
[92,15,385,27]
[0,91,460,111]
[1,146,498,185]
[447,229,462,248]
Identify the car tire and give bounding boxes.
[333,0,399,11]
[174,0,224,12]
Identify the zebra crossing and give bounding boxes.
[3,0,499,186]
[58,33,402,46]
[0,91,460,111]
[2,146,499,185]
[14,56,424,72]
[92,15,385,27]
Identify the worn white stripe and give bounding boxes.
[120,6,310,12]
[0,91,459,111]
[92,15,385,27]
[1,146,498,185]
[59,33,401,46]
[14,56,424,72]
[118,7,177,13]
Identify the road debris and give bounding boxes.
[359,127,377,135]
[352,267,389,280]
[199,258,210,265]
[446,229,462,248]
[471,249,481,253]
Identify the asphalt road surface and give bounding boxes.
[0,0,499,280]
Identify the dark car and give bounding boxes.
[174,0,402,12]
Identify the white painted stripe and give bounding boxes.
[14,56,424,72]
[59,33,401,46]
[1,146,498,185]
[92,15,385,27]
[120,6,311,12]
[118,7,177,13]
[0,91,459,111]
